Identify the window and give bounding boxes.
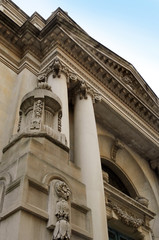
[109,228,133,240]
[102,164,130,196]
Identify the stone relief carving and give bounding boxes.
[53,180,71,240]
[58,111,62,132]
[52,57,62,78]
[30,100,43,130]
[109,201,144,228]
[38,57,80,85]
[110,139,123,161]
[135,196,149,207]
[73,80,101,103]
[38,57,102,104]
[37,74,52,91]
[17,110,22,132]
[38,73,48,83]
[122,75,135,90]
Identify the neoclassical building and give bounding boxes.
[0,1,159,240]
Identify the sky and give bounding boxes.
[13,0,159,97]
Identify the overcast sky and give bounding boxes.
[13,0,159,97]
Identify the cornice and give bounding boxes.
[39,52,159,151]
[55,29,159,132]
[0,9,158,133]
[59,52,159,139]
[0,0,28,26]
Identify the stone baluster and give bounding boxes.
[73,80,108,240]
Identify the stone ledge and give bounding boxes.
[3,131,69,153]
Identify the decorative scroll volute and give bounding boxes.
[72,80,102,104]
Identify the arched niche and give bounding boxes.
[0,172,12,213]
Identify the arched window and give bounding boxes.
[101,158,137,198]
[102,164,130,197]
[101,158,155,240]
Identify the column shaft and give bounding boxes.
[48,73,69,146]
[74,94,108,240]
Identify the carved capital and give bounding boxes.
[39,57,80,85]
[73,80,101,103]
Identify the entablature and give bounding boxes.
[0,6,158,159]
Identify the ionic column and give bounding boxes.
[47,58,70,146]
[73,81,108,240]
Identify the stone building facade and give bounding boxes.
[0,1,159,240]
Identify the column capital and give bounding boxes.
[38,57,80,84]
[73,80,101,103]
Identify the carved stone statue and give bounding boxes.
[52,57,62,78]
[53,181,71,240]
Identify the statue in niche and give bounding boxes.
[53,180,71,240]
